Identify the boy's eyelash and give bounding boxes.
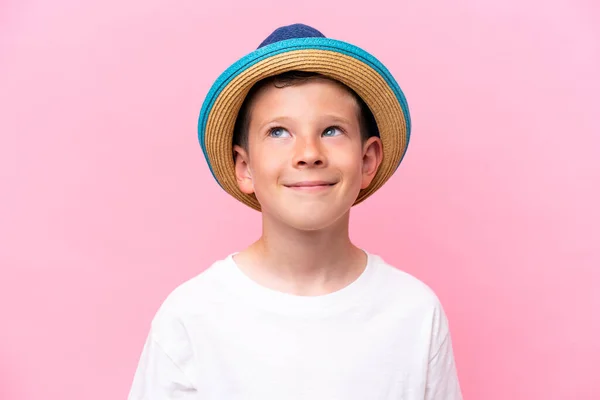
[268,126,284,133]
[324,125,345,134]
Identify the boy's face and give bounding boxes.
[233,78,382,231]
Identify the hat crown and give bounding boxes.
[257,23,325,49]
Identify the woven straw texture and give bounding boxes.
[203,49,408,211]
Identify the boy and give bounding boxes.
[128,24,462,399]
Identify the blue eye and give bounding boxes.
[269,127,290,138]
[322,126,342,137]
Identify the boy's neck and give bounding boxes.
[233,211,367,296]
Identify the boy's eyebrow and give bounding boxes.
[257,116,293,127]
[255,114,356,130]
[323,115,355,126]
[252,116,294,132]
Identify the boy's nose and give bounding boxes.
[292,135,326,168]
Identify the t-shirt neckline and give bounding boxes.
[221,251,378,317]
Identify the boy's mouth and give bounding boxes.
[284,181,337,191]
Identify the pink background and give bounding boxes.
[1,0,599,399]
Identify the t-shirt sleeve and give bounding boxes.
[425,303,463,400]
[128,329,199,400]
[128,303,200,400]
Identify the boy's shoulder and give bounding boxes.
[368,252,443,310]
[145,256,233,344]
[154,256,233,318]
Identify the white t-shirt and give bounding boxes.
[128,252,462,400]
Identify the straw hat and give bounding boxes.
[197,23,411,211]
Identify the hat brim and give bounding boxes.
[198,37,411,211]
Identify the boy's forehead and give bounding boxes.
[247,78,361,124]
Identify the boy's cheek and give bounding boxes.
[250,154,286,175]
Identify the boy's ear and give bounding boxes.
[360,136,383,189]
[233,144,255,194]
